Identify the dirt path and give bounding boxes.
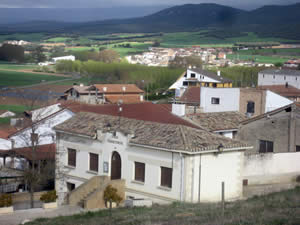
[0,68,71,77]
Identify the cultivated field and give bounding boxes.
[0,70,66,87]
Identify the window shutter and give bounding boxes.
[135,162,145,182]
[68,148,76,167]
[89,153,99,172]
[161,167,172,188]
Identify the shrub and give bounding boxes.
[103,185,123,206]
[0,194,12,207]
[40,190,57,203]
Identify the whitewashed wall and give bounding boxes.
[243,152,300,185]
[200,87,240,112]
[258,73,300,89]
[265,90,292,112]
[56,131,183,204]
[185,151,244,203]
[56,130,245,205]
[11,109,74,148]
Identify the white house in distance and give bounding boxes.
[0,110,16,118]
[52,55,75,63]
[178,87,293,115]
[54,112,251,207]
[169,68,232,98]
[258,69,300,89]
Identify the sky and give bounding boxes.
[1,0,300,10]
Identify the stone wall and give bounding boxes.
[239,88,265,117]
[238,107,300,154]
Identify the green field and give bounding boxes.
[0,33,46,42]
[0,62,38,71]
[160,32,296,47]
[44,37,71,43]
[227,54,289,64]
[0,70,65,87]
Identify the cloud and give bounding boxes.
[0,0,300,9]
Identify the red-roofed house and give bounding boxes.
[65,84,144,104]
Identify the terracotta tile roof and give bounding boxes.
[93,84,144,94]
[186,112,247,132]
[55,112,249,153]
[64,85,92,94]
[179,87,200,103]
[11,144,55,161]
[61,101,198,128]
[258,85,300,97]
[105,95,142,104]
[0,126,17,139]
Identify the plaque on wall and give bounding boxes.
[103,161,109,173]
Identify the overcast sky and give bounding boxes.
[1,0,300,10]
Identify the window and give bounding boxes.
[68,148,76,167]
[296,146,300,152]
[259,140,274,153]
[211,97,220,104]
[284,76,286,80]
[247,101,255,114]
[273,75,275,79]
[191,73,196,78]
[161,167,172,188]
[89,153,99,172]
[183,81,188,86]
[184,73,187,77]
[212,83,217,88]
[134,162,145,182]
[67,182,75,192]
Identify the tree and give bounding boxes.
[274,62,283,68]
[31,46,47,63]
[98,49,120,63]
[0,44,24,62]
[152,40,161,47]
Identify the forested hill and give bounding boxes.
[1,3,300,39]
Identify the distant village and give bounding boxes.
[0,36,300,220]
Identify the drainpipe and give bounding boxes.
[179,152,185,202]
[198,154,202,203]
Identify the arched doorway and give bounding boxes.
[111,151,121,180]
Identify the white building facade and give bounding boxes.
[55,112,250,205]
[258,69,300,89]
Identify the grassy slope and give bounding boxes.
[26,187,300,225]
[227,54,289,64]
[0,70,65,87]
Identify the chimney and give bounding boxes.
[217,71,221,76]
[172,103,185,117]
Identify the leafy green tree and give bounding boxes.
[98,49,120,63]
[31,46,47,63]
[0,44,24,62]
[274,62,283,67]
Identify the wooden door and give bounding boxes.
[111,151,121,180]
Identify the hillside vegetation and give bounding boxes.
[26,187,300,225]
